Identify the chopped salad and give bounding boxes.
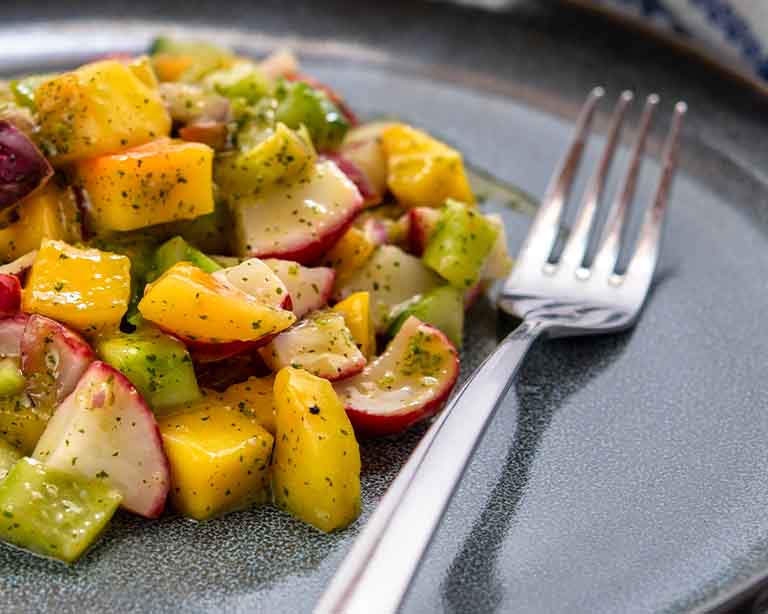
[0,37,513,563]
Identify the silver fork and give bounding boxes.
[316,88,687,614]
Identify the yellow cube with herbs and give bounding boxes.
[22,240,131,334]
[158,392,274,520]
[220,376,277,435]
[35,60,170,165]
[76,138,214,232]
[0,183,81,263]
[381,123,475,208]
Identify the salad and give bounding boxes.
[0,37,513,563]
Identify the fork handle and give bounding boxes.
[315,319,546,614]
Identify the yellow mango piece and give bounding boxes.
[272,367,361,532]
[215,123,316,203]
[152,54,195,82]
[22,240,131,334]
[159,392,274,521]
[332,292,376,358]
[138,262,296,343]
[0,182,81,263]
[220,376,276,435]
[381,123,474,208]
[76,138,214,232]
[36,60,171,164]
[322,226,376,285]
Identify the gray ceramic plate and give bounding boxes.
[2,6,768,614]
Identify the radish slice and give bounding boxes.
[0,313,28,358]
[33,361,170,519]
[335,316,459,436]
[213,258,292,311]
[262,259,335,318]
[0,274,21,317]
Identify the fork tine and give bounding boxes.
[559,90,633,270]
[516,86,604,265]
[592,94,659,275]
[624,101,687,283]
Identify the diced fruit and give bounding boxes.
[335,316,459,436]
[22,240,131,334]
[149,235,221,281]
[216,122,315,203]
[9,73,56,111]
[260,310,366,381]
[158,390,273,520]
[334,245,442,333]
[321,153,379,207]
[274,80,349,151]
[0,182,82,263]
[381,123,474,208]
[257,50,299,81]
[212,258,291,310]
[0,393,47,454]
[0,457,122,563]
[339,122,392,205]
[332,292,376,358]
[232,160,363,263]
[0,120,53,209]
[423,199,499,289]
[262,258,335,318]
[0,439,21,480]
[138,262,296,343]
[204,62,270,103]
[0,358,24,398]
[0,274,21,316]
[96,326,200,411]
[272,367,361,532]
[387,285,464,348]
[0,252,37,278]
[150,37,234,82]
[322,226,377,286]
[220,375,276,434]
[480,213,514,280]
[77,138,214,232]
[126,55,159,89]
[407,206,442,256]
[33,361,170,518]
[35,60,171,164]
[21,314,95,409]
[285,74,358,127]
[0,314,26,358]
[158,82,231,125]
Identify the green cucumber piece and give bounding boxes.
[0,457,121,563]
[423,199,499,289]
[387,286,464,348]
[0,358,25,398]
[205,63,271,104]
[274,80,348,150]
[148,235,222,282]
[0,439,21,481]
[96,325,201,410]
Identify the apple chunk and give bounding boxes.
[232,160,363,264]
[335,316,459,436]
[33,361,170,518]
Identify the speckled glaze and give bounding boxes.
[2,3,768,613]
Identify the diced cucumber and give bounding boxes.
[96,325,201,411]
[0,457,121,563]
[0,439,21,481]
[423,199,499,289]
[387,285,464,348]
[147,236,222,283]
[274,80,349,150]
[205,62,271,104]
[0,358,25,398]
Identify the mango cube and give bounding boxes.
[332,291,376,358]
[322,226,376,285]
[77,139,214,232]
[220,376,276,435]
[158,392,274,520]
[0,183,81,263]
[22,240,131,334]
[35,60,171,164]
[381,123,474,208]
[138,262,295,343]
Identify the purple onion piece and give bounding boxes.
[0,120,53,210]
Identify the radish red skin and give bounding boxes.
[0,313,28,358]
[338,320,460,437]
[0,274,21,316]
